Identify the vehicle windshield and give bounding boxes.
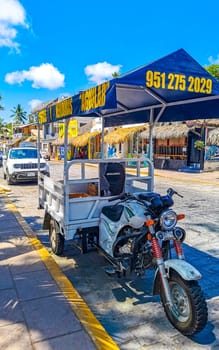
[9,149,38,159]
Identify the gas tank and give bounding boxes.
[123,201,146,228]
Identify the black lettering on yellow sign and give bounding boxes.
[38,109,47,124]
[80,81,110,112]
[55,98,73,119]
[145,70,213,94]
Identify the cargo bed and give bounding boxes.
[39,157,153,243]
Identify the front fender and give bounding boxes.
[153,259,201,295]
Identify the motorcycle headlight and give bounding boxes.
[160,210,177,230]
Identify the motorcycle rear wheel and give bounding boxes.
[160,271,208,336]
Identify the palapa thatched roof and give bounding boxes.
[140,122,192,140]
[72,131,101,147]
[207,128,219,146]
[104,125,147,145]
[25,136,36,142]
[25,129,43,142]
[186,119,219,127]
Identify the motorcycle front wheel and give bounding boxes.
[160,271,208,336]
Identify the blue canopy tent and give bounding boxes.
[36,48,219,164]
[37,48,219,126]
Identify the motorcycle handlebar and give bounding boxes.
[108,189,183,205]
[167,188,183,198]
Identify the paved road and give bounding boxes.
[1,164,219,349]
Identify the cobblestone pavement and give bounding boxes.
[0,165,219,349]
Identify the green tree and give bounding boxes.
[10,104,27,124]
[204,64,219,80]
[112,72,120,78]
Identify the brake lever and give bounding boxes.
[176,192,183,198]
[167,188,183,198]
[175,190,183,198]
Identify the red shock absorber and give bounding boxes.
[151,237,162,258]
[174,240,184,258]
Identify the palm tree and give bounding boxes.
[10,104,27,124]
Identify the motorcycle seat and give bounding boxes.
[101,205,123,222]
[138,192,159,202]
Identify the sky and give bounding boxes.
[0,0,219,123]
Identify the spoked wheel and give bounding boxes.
[160,271,208,336]
[49,219,64,255]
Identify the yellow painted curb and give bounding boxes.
[1,192,119,350]
[0,186,11,193]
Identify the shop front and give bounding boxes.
[72,131,101,159]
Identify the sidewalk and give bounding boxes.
[0,190,119,350]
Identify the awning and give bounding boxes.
[104,125,147,145]
[186,119,219,128]
[36,49,219,127]
[25,129,43,142]
[11,138,22,146]
[140,122,193,140]
[52,136,76,145]
[72,131,101,147]
[25,136,36,142]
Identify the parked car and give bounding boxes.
[3,147,50,185]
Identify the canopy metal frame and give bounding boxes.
[36,48,219,194]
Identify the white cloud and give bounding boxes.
[208,55,219,65]
[0,0,28,53]
[28,99,43,110]
[84,62,122,85]
[5,63,65,90]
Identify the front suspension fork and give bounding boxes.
[174,239,185,259]
[151,237,173,307]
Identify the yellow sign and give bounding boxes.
[38,109,47,124]
[68,120,78,137]
[145,70,213,94]
[79,81,110,112]
[58,120,78,138]
[55,98,73,119]
[58,123,64,138]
